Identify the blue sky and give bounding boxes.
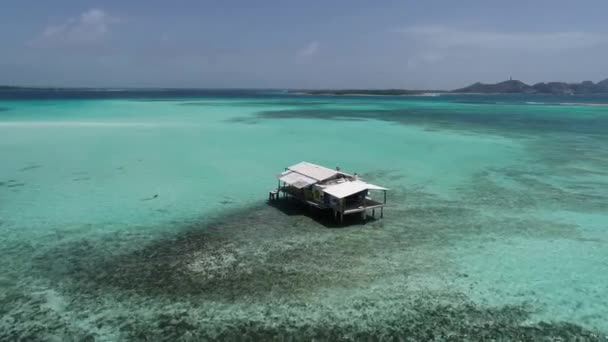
[1,0,607,89]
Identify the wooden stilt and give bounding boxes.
[372,208,375,218]
[380,207,384,218]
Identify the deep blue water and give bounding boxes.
[2,88,608,105]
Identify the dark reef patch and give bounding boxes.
[178,102,229,106]
[466,167,608,214]
[527,134,608,176]
[0,179,19,188]
[19,185,607,340]
[225,117,259,124]
[34,184,586,303]
[0,286,96,341]
[6,276,601,341]
[360,169,406,182]
[117,302,605,341]
[2,180,19,186]
[238,100,332,107]
[253,107,608,137]
[180,100,331,107]
[34,204,402,300]
[219,197,234,205]
[18,164,42,172]
[72,177,90,181]
[130,99,184,102]
[0,107,10,112]
[24,161,608,339]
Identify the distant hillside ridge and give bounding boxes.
[453,78,608,94]
[453,80,535,94]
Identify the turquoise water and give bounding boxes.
[1,91,607,340]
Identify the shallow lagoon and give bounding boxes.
[1,91,607,340]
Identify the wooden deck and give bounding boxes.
[277,185,386,221]
[343,199,384,214]
[279,186,329,209]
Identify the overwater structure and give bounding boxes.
[270,162,388,222]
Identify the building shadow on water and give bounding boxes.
[267,197,380,229]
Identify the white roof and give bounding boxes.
[322,180,388,199]
[287,162,338,181]
[278,170,317,188]
[364,183,389,191]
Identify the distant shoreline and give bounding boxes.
[291,90,608,97]
[290,78,608,96]
[3,79,608,97]
[290,91,444,97]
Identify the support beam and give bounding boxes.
[380,206,384,218]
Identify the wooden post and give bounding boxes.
[383,190,387,204]
[340,198,345,223]
[380,206,384,218]
[372,208,375,218]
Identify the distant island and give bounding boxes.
[294,89,448,96]
[0,85,70,92]
[3,78,608,96]
[0,85,63,91]
[292,78,608,96]
[453,79,608,95]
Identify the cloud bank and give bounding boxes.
[29,9,117,47]
[396,26,608,52]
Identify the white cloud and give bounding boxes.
[297,41,320,58]
[396,26,607,52]
[30,9,117,47]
